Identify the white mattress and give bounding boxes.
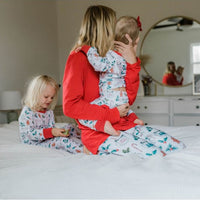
[0,121,200,199]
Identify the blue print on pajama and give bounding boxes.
[158,137,168,144]
[146,126,153,132]
[166,144,178,152]
[98,125,185,158]
[146,149,157,156]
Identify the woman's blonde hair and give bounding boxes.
[165,61,176,74]
[23,75,59,111]
[115,16,140,45]
[72,5,116,57]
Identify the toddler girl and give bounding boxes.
[19,75,83,153]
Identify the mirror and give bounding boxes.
[140,16,200,87]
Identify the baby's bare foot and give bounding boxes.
[104,121,120,136]
[134,119,144,125]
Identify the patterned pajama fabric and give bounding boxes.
[19,106,83,154]
[79,89,131,130]
[79,47,133,130]
[98,125,186,158]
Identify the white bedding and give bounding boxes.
[0,121,200,199]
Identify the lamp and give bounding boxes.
[0,90,22,123]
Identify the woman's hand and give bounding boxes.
[117,103,130,117]
[114,34,139,64]
[52,128,69,137]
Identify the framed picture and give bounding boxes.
[193,74,200,95]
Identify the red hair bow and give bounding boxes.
[137,16,142,31]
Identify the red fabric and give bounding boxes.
[125,57,141,105]
[38,110,46,113]
[81,45,90,53]
[113,112,138,130]
[62,46,141,154]
[162,73,181,86]
[95,112,138,133]
[95,120,106,132]
[43,128,54,139]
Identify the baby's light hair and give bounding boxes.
[72,5,116,57]
[115,16,140,45]
[23,75,59,111]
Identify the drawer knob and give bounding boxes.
[144,123,148,125]
[196,124,200,126]
[196,105,200,109]
[137,106,140,109]
[144,106,148,109]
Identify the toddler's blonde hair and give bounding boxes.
[72,5,116,57]
[23,75,59,111]
[115,16,140,45]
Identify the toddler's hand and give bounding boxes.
[134,118,144,125]
[62,129,70,136]
[52,128,69,137]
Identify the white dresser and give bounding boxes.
[131,96,200,126]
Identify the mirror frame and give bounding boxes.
[139,15,200,88]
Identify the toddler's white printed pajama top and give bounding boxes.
[19,106,83,153]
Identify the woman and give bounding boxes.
[63,5,185,157]
[162,61,181,86]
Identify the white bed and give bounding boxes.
[1,121,200,199]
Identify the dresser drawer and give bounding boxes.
[137,114,169,126]
[132,101,169,114]
[173,100,200,114]
[173,115,200,126]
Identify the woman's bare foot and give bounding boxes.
[83,145,91,155]
[104,121,120,136]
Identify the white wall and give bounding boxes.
[0,0,59,123]
[0,0,59,95]
[56,0,200,96]
[1,0,200,123]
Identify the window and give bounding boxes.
[191,43,200,74]
[191,43,200,94]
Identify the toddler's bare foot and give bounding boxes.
[104,121,120,136]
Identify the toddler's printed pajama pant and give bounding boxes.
[39,124,83,154]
